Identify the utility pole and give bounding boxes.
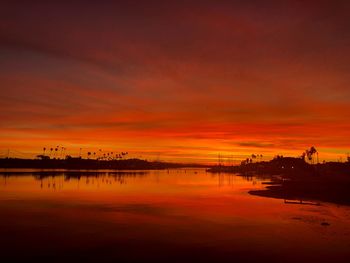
[218,153,223,166]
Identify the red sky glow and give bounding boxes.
[0,1,349,163]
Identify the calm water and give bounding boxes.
[0,169,350,262]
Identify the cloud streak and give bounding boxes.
[0,1,349,162]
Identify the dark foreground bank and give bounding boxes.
[249,175,350,206]
[208,157,350,205]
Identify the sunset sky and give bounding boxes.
[0,1,349,163]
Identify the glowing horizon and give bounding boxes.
[1,1,349,163]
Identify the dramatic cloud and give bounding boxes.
[0,1,349,162]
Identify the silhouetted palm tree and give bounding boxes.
[305,146,317,164]
[251,154,256,162]
[60,147,64,159]
[54,146,58,158]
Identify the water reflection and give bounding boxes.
[0,169,264,190]
[0,169,350,263]
[0,170,149,190]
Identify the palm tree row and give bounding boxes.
[41,146,128,160]
[87,150,128,161]
[42,146,67,159]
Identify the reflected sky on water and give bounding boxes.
[0,169,350,263]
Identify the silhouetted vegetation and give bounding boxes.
[208,150,350,205]
[208,146,349,178]
[0,157,207,170]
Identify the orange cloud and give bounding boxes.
[0,1,349,163]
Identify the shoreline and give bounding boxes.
[0,158,209,170]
